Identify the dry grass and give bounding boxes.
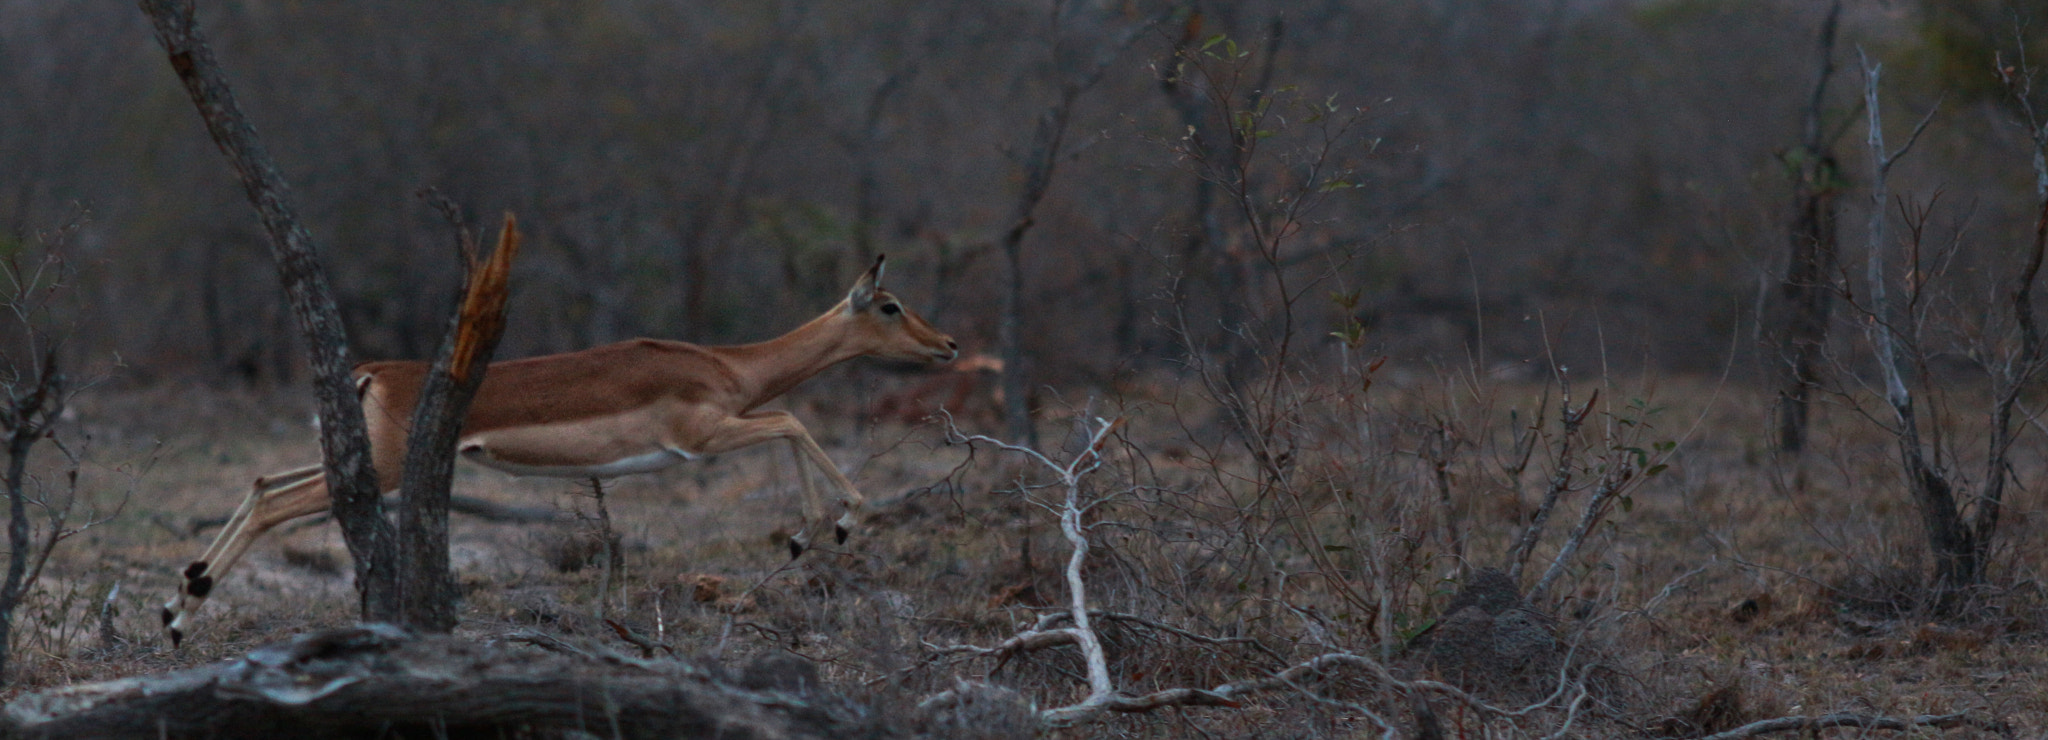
[1,368,2043,738]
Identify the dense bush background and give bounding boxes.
[3,0,2035,384]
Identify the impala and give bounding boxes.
[163,255,956,645]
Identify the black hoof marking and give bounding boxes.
[835,525,849,545]
[170,629,184,648]
[160,606,174,627]
[183,561,208,580]
[187,575,214,599]
[787,538,805,560]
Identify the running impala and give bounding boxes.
[163,255,956,645]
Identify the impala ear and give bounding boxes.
[847,254,885,312]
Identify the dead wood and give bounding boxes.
[1693,710,2011,740]
[396,213,521,633]
[1,625,894,740]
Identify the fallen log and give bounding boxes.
[3,624,890,739]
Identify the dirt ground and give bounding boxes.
[2,369,2044,738]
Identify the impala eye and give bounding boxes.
[880,303,901,316]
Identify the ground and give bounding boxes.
[2,370,2043,738]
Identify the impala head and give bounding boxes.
[844,255,957,363]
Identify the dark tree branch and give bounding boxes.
[1774,0,1844,453]
[395,214,520,632]
[0,346,58,682]
[998,12,1164,447]
[137,0,393,619]
[1855,50,1985,608]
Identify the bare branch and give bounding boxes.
[1696,711,2009,740]
[1506,387,1592,581]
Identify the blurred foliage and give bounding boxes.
[1,0,2046,383]
[1898,0,2048,103]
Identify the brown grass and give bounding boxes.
[2,369,2043,737]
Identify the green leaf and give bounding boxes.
[1397,618,1438,642]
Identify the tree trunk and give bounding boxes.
[999,216,1033,446]
[996,97,1074,450]
[0,352,58,683]
[140,0,395,621]
[395,215,520,633]
[1775,167,1840,454]
[994,15,1158,447]
[1856,51,1972,613]
[1158,10,1230,372]
[1773,0,1843,455]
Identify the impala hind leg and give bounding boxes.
[162,466,332,646]
[174,466,322,598]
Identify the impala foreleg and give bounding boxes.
[784,439,824,558]
[786,430,863,544]
[162,466,332,646]
[702,412,865,557]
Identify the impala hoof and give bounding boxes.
[169,627,184,648]
[835,524,849,544]
[787,538,805,560]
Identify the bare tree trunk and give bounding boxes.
[1774,0,1843,454]
[395,213,520,633]
[139,0,395,621]
[1158,9,1226,332]
[998,90,1087,448]
[997,15,1159,446]
[848,68,917,258]
[1856,52,1972,611]
[1977,197,2048,557]
[0,348,59,682]
[1978,57,2048,562]
[996,98,1080,449]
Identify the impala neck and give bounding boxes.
[722,302,865,412]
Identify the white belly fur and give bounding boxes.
[455,405,700,479]
[461,445,696,479]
